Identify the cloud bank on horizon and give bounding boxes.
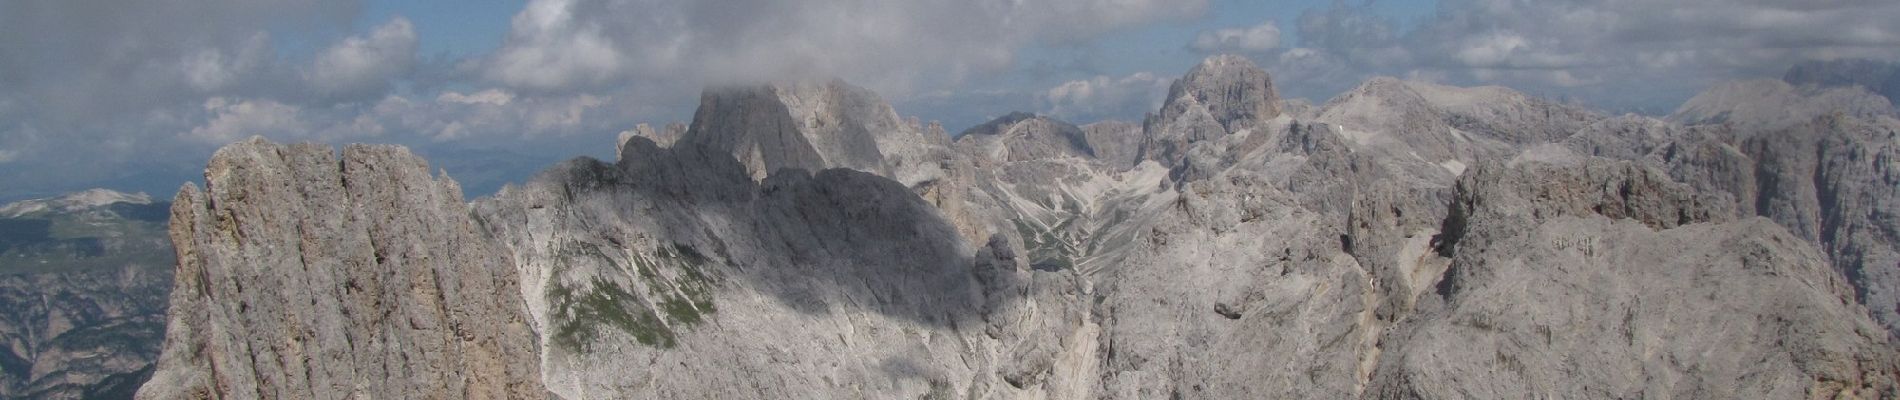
[2,0,1898,199]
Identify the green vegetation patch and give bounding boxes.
[547,242,724,353]
[549,277,677,351]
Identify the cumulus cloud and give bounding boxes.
[480,0,1209,95]
[305,18,418,100]
[1044,72,1172,122]
[1252,0,1900,111]
[0,0,358,123]
[380,90,630,141]
[1189,21,1282,53]
[186,98,308,143]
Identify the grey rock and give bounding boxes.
[1370,158,1897,399]
[1670,79,1895,129]
[956,112,1094,163]
[1140,55,1282,165]
[1158,55,1281,133]
[470,136,1105,398]
[616,122,686,157]
[1784,58,1900,103]
[1081,121,1143,169]
[133,54,1900,400]
[674,79,951,187]
[136,137,545,399]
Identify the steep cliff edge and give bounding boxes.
[136,138,545,399]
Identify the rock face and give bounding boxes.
[1785,58,1900,103]
[674,79,951,186]
[1158,55,1281,133]
[136,54,1900,399]
[1140,55,1282,165]
[1371,162,1895,398]
[472,137,1098,398]
[136,138,544,399]
[1670,79,1895,129]
[616,123,686,158]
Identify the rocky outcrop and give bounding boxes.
[1733,116,1900,332]
[136,138,544,399]
[471,137,1097,398]
[1784,58,1900,103]
[616,123,686,156]
[674,79,951,186]
[1140,55,1282,165]
[1081,121,1143,169]
[1369,158,1897,399]
[1670,79,1895,129]
[1649,72,1900,333]
[1157,55,1281,133]
[956,112,1094,164]
[131,54,1900,399]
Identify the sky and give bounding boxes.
[3,0,1898,201]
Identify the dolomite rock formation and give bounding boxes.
[137,55,1900,399]
[1365,158,1895,399]
[470,136,1099,398]
[1140,55,1282,166]
[136,138,545,399]
[673,79,952,186]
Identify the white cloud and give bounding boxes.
[482,0,627,91]
[305,18,418,99]
[178,34,271,93]
[0,149,17,164]
[186,98,307,143]
[1190,21,1282,53]
[1044,72,1172,122]
[438,89,516,106]
[481,0,1209,96]
[1264,0,1900,111]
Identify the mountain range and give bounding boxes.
[113,55,1900,398]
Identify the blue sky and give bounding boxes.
[3,0,1897,201]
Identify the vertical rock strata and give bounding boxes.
[136,138,544,399]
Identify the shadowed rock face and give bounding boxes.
[1785,58,1900,103]
[675,79,952,187]
[136,138,545,400]
[470,137,1095,398]
[136,54,1900,399]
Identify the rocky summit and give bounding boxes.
[137,55,1900,399]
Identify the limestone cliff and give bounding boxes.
[136,138,545,399]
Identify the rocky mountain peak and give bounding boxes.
[674,78,953,185]
[1670,79,1895,129]
[955,112,1094,163]
[130,56,1900,399]
[1784,58,1900,101]
[0,188,153,218]
[137,137,545,399]
[1160,54,1282,132]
